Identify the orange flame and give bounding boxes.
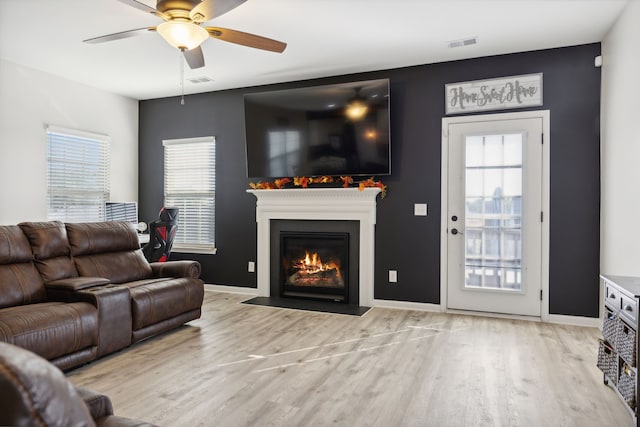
[293,251,341,279]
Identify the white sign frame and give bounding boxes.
[445,73,543,115]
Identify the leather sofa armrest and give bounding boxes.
[150,260,201,279]
[46,277,110,291]
[77,387,159,427]
[96,416,159,427]
[76,387,114,420]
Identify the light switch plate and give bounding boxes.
[414,203,428,216]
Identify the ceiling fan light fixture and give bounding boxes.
[345,98,368,121]
[157,21,209,50]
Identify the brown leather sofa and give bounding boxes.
[0,220,204,371]
[0,341,157,427]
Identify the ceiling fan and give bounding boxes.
[84,0,287,69]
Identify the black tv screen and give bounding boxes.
[244,79,390,178]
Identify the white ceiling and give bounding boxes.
[0,0,629,100]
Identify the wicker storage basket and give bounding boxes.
[618,362,636,408]
[617,319,637,367]
[597,339,619,384]
[603,307,618,346]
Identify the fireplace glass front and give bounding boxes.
[280,231,349,302]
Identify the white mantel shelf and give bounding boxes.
[247,186,380,202]
[247,187,381,306]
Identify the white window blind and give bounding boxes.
[47,126,110,222]
[163,136,216,253]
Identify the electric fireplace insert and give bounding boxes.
[280,231,349,302]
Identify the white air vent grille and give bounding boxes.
[187,76,214,84]
[447,36,478,48]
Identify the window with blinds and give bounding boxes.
[47,126,110,222]
[163,136,216,253]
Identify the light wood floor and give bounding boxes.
[67,289,634,427]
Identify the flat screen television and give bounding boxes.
[244,78,390,178]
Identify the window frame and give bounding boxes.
[162,136,216,254]
[46,125,110,223]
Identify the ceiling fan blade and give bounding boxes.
[183,46,205,69]
[117,0,169,20]
[190,0,248,22]
[83,27,155,44]
[206,27,287,53]
[117,0,157,13]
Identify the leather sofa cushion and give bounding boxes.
[125,278,205,330]
[75,251,152,283]
[66,221,141,255]
[0,263,47,309]
[19,221,70,259]
[67,221,152,283]
[0,302,98,361]
[0,225,33,264]
[0,225,47,309]
[35,254,79,282]
[0,342,97,427]
[19,221,78,282]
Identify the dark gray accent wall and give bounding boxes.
[139,43,601,318]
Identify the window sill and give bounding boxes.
[172,246,218,255]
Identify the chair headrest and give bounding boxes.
[159,207,179,222]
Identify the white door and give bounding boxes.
[445,116,543,317]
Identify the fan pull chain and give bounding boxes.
[179,49,185,105]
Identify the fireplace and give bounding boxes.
[280,231,349,302]
[271,219,360,305]
[248,187,381,307]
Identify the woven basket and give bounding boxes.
[597,339,619,384]
[618,363,636,408]
[617,319,637,367]
[603,307,618,346]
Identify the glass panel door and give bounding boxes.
[445,114,543,317]
[464,133,523,292]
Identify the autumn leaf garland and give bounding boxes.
[249,175,387,198]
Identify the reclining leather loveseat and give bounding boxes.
[0,220,204,371]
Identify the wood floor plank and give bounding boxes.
[67,290,634,426]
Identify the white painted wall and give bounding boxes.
[601,2,640,275]
[0,59,138,225]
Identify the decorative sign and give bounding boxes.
[445,73,543,114]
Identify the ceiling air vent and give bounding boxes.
[187,76,214,84]
[447,36,478,49]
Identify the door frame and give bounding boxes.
[440,110,551,321]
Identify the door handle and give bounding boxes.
[451,228,463,235]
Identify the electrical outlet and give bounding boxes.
[388,270,397,283]
[248,261,255,273]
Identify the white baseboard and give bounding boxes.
[372,299,442,312]
[546,313,601,328]
[446,308,541,322]
[445,309,600,327]
[205,284,259,295]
